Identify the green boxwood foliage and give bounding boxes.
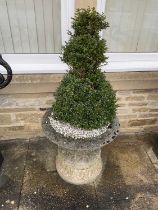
[62,35,108,74]
[52,8,117,130]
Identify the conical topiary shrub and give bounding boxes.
[42,8,120,185]
[52,8,117,130]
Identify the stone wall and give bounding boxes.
[0,72,158,139]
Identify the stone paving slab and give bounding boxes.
[19,137,98,210]
[95,144,158,210]
[0,135,158,210]
[0,140,28,210]
[19,172,98,210]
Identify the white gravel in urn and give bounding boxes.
[49,113,110,139]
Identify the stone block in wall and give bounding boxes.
[138,113,158,118]
[149,101,158,106]
[125,96,145,101]
[0,108,37,113]
[132,108,149,113]
[135,89,158,93]
[117,108,129,115]
[0,114,12,125]
[147,95,158,100]
[11,74,64,84]
[118,115,137,120]
[119,120,128,128]
[0,124,24,138]
[15,112,43,123]
[0,122,43,140]
[149,109,158,113]
[0,94,54,109]
[128,102,148,106]
[128,118,157,127]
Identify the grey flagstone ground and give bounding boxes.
[0,135,158,210]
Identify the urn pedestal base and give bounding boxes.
[56,147,102,185]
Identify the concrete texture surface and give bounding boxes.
[0,134,158,210]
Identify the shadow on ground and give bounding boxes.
[0,135,158,210]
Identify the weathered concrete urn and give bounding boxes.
[42,109,119,185]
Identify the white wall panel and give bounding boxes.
[6,0,22,53]
[137,0,158,52]
[103,0,158,52]
[34,0,46,53]
[0,0,14,53]
[0,28,5,53]
[0,0,61,53]
[15,0,30,53]
[43,0,55,53]
[25,0,38,53]
[52,0,61,52]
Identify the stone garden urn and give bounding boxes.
[42,109,120,185]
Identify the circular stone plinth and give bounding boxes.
[42,109,120,151]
